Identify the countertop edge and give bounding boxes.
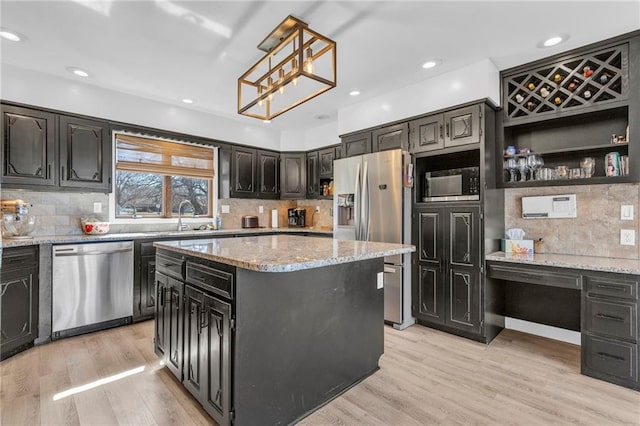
[1,227,333,248]
[485,251,640,275]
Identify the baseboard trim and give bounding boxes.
[505,317,581,345]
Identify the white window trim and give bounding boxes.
[109,130,219,224]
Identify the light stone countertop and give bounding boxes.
[485,251,640,275]
[1,227,332,248]
[154,235,415,272]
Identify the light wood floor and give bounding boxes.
[1,321,639,426]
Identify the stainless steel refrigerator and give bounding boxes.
[333,149,413,329]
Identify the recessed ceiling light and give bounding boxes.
[263,119,271,124]
[349,90,360,96]
[538,34,569,48]
[181,98,194,104]
[0,29,22,42]
[66,67,90,78]
[422,59,440,69]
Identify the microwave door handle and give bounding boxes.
[354,162,361,240]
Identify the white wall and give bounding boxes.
[337,59,501,135]
[0,63,281,149]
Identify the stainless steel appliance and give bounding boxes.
[52,241,134,338]
[287,208,306,227]
[333,149,413,328]
[242,215,259,228]
[423,166,480,202]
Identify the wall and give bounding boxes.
[504,183,640,259]
[337,59,501,135]
[1,189,334,236]
[0,64,281,150]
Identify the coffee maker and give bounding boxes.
[287,208,306,227]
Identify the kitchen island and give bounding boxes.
[153,235,414,426]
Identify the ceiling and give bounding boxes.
[1,1,639,132]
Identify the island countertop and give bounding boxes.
[154,235,415,272]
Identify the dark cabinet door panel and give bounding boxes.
[166,277,184,380]
[306,151,319,198]
[184,286,204,398]
[59,116,110,191]
[140,257,156,318]
[443,105,481,148]
[449,209,480,267]
[372,123,408,152]
[0,270,39,358]
[341,132,372,158]
[154,273,169,359]
[257,150,279,199]
[319,147,335,177]
[447,268,481,334]
[417,265,444,323]
[280,153,306,199]
[231,147,256,198]
[419,211,440,261]
[202,294,232,426]
[409,115,444,153]
[2,106,56,186]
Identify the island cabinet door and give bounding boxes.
[201,294,232,426]
[166,277,185,381]
[154,273,169,359]
[184,286,205,399]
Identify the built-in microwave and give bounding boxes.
[422,166,480,202]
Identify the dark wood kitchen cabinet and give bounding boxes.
[1,104,56,187]
[306,150,319,199]
[581,271,639,390]
[230,146,257,198]
[133,241,157,322]
[319,147,335,177]
[154,249,185,381]
[257,149,279,199]
[372,122,409,151]
[410,105,481,154]
[341,131,372,158]
[59,115,110,191]
[413,205,483,336]
[280,152,306,199]
[0,246,39,360]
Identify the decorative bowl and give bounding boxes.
[81,218,110,235]
[2,213,37,238]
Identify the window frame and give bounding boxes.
[109,131,219,224]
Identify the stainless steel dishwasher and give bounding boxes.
[52,241,134,339]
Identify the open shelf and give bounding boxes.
[504,142,629,158]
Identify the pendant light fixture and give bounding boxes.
[238,15,337,121]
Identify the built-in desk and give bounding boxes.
[486,252,639,391]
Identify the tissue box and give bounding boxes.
[502,239,534,257]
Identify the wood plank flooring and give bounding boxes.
[1,320,638,425]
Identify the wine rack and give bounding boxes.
[503,44,629,123]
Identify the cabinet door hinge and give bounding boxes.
[230,318,236,331]
[479,127,483,137]
[480,319,484,331]
[230,410,235,424]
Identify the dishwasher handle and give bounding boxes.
[53,247,133,257]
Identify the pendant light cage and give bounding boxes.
[238,15,337,121]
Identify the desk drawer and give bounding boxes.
[583,334,637,382]
[186,261,234,300]
[584,298,637,341]
[487,263,581,290]
[584,275,638,301]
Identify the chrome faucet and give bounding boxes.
[177,200,194,231]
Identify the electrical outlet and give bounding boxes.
[221,205,230,214]
[621,229,635,246]
[93,202,102,214]
[376,272,384,289]
[259,205,264,214]
[621,205,634,220]
[315,206,320,213]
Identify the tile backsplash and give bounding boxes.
[505,183,640,259]
[1,189,335,236]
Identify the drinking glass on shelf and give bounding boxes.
[517,157,529,182]
[580,157,595,178]
[527,154,544,180]
[506,158,518,183]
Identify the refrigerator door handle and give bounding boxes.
[354,162,361,240]
[362,160,370,241]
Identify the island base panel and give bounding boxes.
[234,258,384,426]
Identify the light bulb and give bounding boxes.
[257,85,263,107]
[278,69,285,94]
[304,47,314,74]
[267,77,274,101]
[291,58,299,86]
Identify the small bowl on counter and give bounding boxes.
[81,218,110,235]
